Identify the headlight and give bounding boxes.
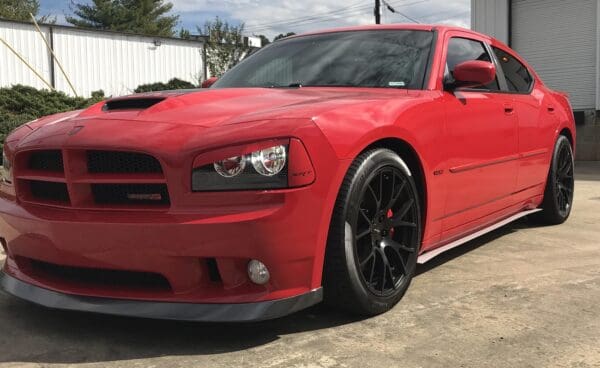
[192,138,315,191]
[251,145,287,176]
[1,148,12,184]
[214,155,247,177]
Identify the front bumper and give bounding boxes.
[0,272,322,322]
[0,118,347,321]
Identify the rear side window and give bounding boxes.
[446,37,500,91]
[492,47,533,93]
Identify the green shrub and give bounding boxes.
[0,85,104,150]
[134,78,196,93]
[0,78,198,150]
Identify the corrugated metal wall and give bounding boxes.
[470,0,509,44]
[0,20,204,97]
[0,21,52,90]
[511,0,598,110]
[472,0,600,111]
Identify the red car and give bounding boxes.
[0,25,575,321]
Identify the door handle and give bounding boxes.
[504,103,515,114]
[547,105,555,113]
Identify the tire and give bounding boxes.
[323,149,422,316]
[533,135,575,225]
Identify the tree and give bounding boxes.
[134,78,195,93]
[66,0,179,37]
[273,32,295,41]
[202,17,249,77]
[179,28,191,39]
[256,34,270,47]
[0,0,53,22]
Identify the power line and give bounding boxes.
[245,8,371,33]
[244,1,371,31]
[245,0,427,33]
[246,10,372,33]
[419,9,469,21]
[381,0,422,23]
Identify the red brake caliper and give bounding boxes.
[387,209,394,237]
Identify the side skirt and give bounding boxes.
[417,208,542,264]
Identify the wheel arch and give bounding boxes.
[361,137,428,230]
[559,127,574,147]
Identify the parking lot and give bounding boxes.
[0,162,598,368]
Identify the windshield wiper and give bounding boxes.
[297,84,358,88]
[262,83,357,88]
[261,82,304,88]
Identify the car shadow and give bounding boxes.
[0,296,361,363]
[0,218,530,365]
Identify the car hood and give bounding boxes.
[8,87,425,153]
[69,87,420,127]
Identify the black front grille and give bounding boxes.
[29,259,171,291]
[28,150,64,172]
[91,183,169,205]
[29,180,70,203]
[87,151,163,174]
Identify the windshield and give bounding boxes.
[213,30,434,90]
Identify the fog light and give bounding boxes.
[247,259,270,285]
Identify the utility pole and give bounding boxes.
[374,0,381,24]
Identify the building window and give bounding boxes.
[446,37,500,91]
[492,47,533,93]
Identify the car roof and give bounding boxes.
[284,24,497,43]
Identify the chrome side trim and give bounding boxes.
[417,208,542,264]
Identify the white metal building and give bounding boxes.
[472,0,600,160]
[0,19,206,97]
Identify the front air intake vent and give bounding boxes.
[103,97,165,111]
[28,150,64,172]
[28,180,70,204]
[87,151,163,174]
[91,183,170,206]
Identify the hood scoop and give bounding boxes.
[103,97,166,111]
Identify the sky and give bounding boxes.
[39,0,470,40]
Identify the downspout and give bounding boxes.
[507,0,512,47]
[596,0,600,112]
[202,39,208,81]
[48,26,56,89]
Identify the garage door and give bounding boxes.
[511,0,597,110]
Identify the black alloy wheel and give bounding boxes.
[534,135,575,225]
[353,167,419,296]
[324,149,421,316]
[554,141,574,217]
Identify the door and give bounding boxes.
[440,36,519,234]
[490,45,554,192]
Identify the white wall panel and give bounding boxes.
[0,20,204,97]
[52,28,204,97]
[0,21,52,90]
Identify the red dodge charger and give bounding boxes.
[0,25,575,321]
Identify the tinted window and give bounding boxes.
[446,37,499,91]
[214,30,434,89]
[492,47,533,93]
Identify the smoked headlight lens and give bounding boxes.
[251,145,286,176]
[192,144,288,191]
[214,156,246,177]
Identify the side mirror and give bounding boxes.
[202,77,218,88]
[447,60,496,89]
